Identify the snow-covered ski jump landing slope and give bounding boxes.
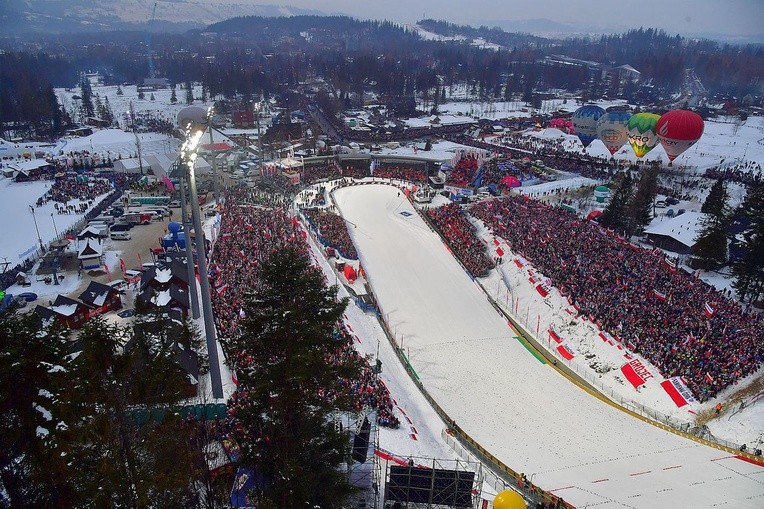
[334,184,764,509]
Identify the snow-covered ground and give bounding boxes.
[332,183,764,509]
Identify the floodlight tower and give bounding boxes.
[181,127,223,399]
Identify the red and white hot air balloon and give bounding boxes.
[656,110,705,162]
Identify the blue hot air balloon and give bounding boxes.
[572,105,606,148]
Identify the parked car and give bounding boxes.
[666,197,680,205]
[117,308,135,318]
[110,231,131,241]
[16,292,38,302]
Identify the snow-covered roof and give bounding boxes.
[154,267,173,284]
[78,237,103,258]
[49,295,84,316]
[644,212,706,248]
[8,159,51,172]
[153,289,171,307]
[78,280,115,307]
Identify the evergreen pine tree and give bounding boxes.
[57,317,207,507]
[170,86,177,104]
[224,247,361,509]
[701,178,729,215]
[185,81,194,105]
[599,171,634,235]
[692,177,730,268]
[201,83,208,103]
[150,93,155,101]
[79,73,95,118]
[103,96,114,125]
[732,183,764,303]
[138,89,145,100]
[0,313,75,506]
[116,84,124,96]
[626,165,659,236]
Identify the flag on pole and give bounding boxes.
[705,372,714,384]
[103,262,112,282]
[652,289,667,301]
[137,253,143,266]
[162,174,176,192]
[231,370,238,386]
[704,302,715,318]
[119,258,126,277]
[216,283,229,295]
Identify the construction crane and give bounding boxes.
[146,2,158,78]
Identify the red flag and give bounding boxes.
[138,253,143,266]
[119,258,126,276]
[704,302,715,318]
[231,370,238,386]
[217,284,229,295]
[705,372,714,384]
[103,263,112,282]
[162,174,176,192]
[652,289,667,301]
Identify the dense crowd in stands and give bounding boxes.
[371,164,428,182]
[302,208,358,260]
[470,196,763,401]
[301,163,343,184]
[427,203,493,277]
[332,327,399,428]
[210,189,398,428]
[447,155,480,187]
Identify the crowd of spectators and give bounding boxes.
[470,196,763,401]
[36,176,114,208]
[371,164,428,183]
[302,208,358,260]
[331,327,400,428]
[427,202,493,277]
[447,155,480,187]
[705,163,763,186]
[210,188,399,428]
[301,163,343,184]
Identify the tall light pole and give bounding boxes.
[181,128,223,399]
[178,172,201,319]
[29,205,43,252]
[50,213,59,239]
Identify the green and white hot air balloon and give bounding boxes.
[627,112,661,158]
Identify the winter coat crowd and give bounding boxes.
[469,196,763,401]
[427,202,493,278]
[210,189,399,428]
[302,208,358,260]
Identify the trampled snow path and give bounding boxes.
[333,184,764,509]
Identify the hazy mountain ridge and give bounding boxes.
[2,0,326,33]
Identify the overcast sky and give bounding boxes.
[260,0,763,38]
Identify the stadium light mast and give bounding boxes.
[29,205,43,252]
[181,127,223,399]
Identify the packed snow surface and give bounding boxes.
[333,183,764,509]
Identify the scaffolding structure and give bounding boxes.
[381,456,483,509]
